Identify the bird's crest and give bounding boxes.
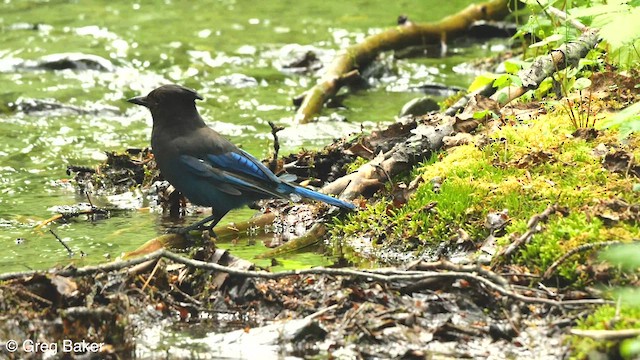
[151,84,203,102]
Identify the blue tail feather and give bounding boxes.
[292,185,356,210]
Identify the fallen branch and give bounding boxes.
[543,240,628,280]
[0,249,166,281]
[323,119,455,199]
[494,204,564,261]
[491,28,600,105]
[446,6,593,115]
[570,328,640,340]
[412,259,510,287]
[295,0,515,123]
[0,249,609,307]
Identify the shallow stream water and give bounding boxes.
[0,0,493,273]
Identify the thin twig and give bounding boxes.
[267,121,284,172]
[543,240,628,279]
[85,191,94,208]
[547,6,588,32]
[141,258,163,292]
[36,206,108,230]
[0,284,53,305]
[372,163,393,187]
[495,204,563,261]
[49,229,74,257]
[570,328,640,340]
[0,250,165,281]
[413,260,510,287]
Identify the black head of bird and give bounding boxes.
[128,84,204,126]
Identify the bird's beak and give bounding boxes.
[127,95,149,108]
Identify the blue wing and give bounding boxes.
[206,150,282,184]
[179,151,290,199]
[179,149,355,210]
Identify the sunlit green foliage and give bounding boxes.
[598,101,640,139]
[519,0,640,69]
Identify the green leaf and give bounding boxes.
[504,60,522,74]
[468,73,498,92]
[601,243,640,270]
[473,109,495,119]
[573,77,592,91]
[529,33,564,48]
[569,4,629,19]
[611,288,640,307]
[620,338,640,360]
[600,8,640,50]
[493,74,513,88]
[598,101,640,138]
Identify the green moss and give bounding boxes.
[519,213,602,281]
[332,112,640,281]
[570,304,640,360]
[579,305,640,331]
[345,156,369,174]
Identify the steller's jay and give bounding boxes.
[127,84,355,234]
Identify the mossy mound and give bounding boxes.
[333,110,640,285]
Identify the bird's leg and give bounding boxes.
[168,210,222,239]
[204,211,223,240]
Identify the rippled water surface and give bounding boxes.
[0,0,488,272]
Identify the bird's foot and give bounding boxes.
[166,225,218,241]
[205,225,219,241]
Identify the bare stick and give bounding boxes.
[543,240,628,279]
[36,206,108,230]
[491,28,600,105]
[267,121,284,172]
[546,6,588,32]
[0,249,166,281]
[141,258,163,292]
[495,204,563,260]
[570,328,640,340]
[295,0,514,123]
[0,249,609,307]
[50,229,74,257]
